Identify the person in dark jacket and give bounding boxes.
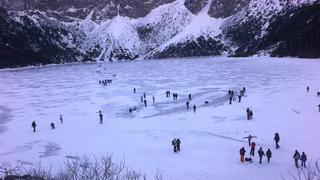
[307,86,310,92]
[293,150,301,168]
[242,87,246,95]
[186,101,190,110]
[318,104,320,112]
[31,121,37,132]
[188,94,192,101]
[166,91,171,98]
[153,96,155,104]
[274,132,280,149]
[99,110,103,124]
[193,105,197,113]
[243,135,257,146]
[258,147,265,164]
[133,88,136,93]
[50,122,55,129]
[250,142,256,156]
[229,96,232,105]
[266,149,272,163]
[60,114,63,124]
[249,110,253,120]
[240,147,246,162]
[172,139,177,153]
[176,138,181,152]
[144,99,147,107]
[238,95,242,103]
[301,152,307,168]
[246,108,250,120]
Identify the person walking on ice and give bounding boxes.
[172,139,177,153]
[266,149,272,163]
[166,91,171,98]
[246,108,253,120]
[307,86,310,92]
[293,150,301,168]
[243,135,257,146]
[301,152,307,168]
[31,121,37,132]
[258,147,265,164]
[193,105,197,113]
[60,114,63,124]
[250,141,256,156]
[176,138,181,152]
[186,101,190,110]
[318,104,320,112]
[274,132,280,149]
[50,122,55,129]
[239,147,246,162]
[98,110,104,124]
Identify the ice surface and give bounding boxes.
[0,57,320,179]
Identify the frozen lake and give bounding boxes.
[0,57,320,179]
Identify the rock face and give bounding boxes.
[0,7,89,68]
[208,0,250,18]
[257,3,320,58]
[0,0,175,19]
[0,0,319,68]
[152,36,226,58]
[184,0,208,14]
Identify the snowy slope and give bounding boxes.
[148,0,225,55]
[1,0,320,68]
[79,15,142,61]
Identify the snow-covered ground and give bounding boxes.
[0,57,320,179]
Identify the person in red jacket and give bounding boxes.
[250,142,256,156]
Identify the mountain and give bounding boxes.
[0,0,319,68]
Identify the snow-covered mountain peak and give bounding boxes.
[1,0,319,67]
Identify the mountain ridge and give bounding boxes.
[0,0,319,68]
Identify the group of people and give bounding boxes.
[172,93,178,100]
[31,114,63,132]
[171,138,181,153]
[134,88,199,114]
[240,133,281,164]
[228,87,246,105]
[165,91,171,97]
[186,101,197,113]
[241,132,309,168]
[293,150,308,168]
[165,91,179,101]
[99,79,113,86]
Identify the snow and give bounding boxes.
[152,0,224,53]
[1,57,320,179]
[7,0,319,61]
